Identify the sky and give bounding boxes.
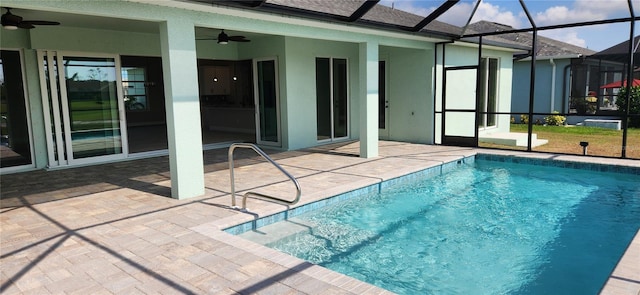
[379,0,639,51]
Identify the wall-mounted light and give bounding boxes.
[213,77,218,82]
[233,76,237,81]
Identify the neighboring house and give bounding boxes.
[570,35,640,117]
[0,0,516,199]
[467,21,596,122]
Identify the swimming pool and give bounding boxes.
[238,158,640,294]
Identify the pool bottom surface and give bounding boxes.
[239,160,640,295]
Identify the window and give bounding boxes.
[479,57,498,128]
[316,57,348,141]
[121,67,149,111]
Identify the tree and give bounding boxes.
[615,85,640,127]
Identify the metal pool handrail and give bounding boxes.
[228,143,302,210]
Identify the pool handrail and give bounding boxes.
[228,143,302,210]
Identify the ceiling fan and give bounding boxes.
[197,29,250,45]
[1,8,60,30]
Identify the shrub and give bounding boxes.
[616,85,640,127]
[520,114,529,124]
[544,111,566,126]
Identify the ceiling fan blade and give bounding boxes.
[17,22,35,29]
[22,20,60,26]
[229,36,250,42]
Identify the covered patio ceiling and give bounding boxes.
[0,6,159,33]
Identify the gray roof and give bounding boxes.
[266,0,463,36]
[267,0,361,18]
[592,35,640,55]
[260,1,530,50]
[588,35,639,63]
[194,1,528,50]
[466,21,596,58]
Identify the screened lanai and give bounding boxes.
[202,0,640,159]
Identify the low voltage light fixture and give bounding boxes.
[579,141,589,155]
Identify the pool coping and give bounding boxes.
[191,149,640,295]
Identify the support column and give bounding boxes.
[159,19,205,199]
[359,41,379,158]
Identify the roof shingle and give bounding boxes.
[466,21,596,57]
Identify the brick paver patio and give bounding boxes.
[1,141,638,294]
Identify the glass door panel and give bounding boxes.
[378,60,389,138]
[39,51,126,167]
[479,58,498,128]
[63,56,123,159]
[254,58,280,146]
[0,50,33,169]
[316,58,331,140]
[316,57,349,141]
[333,58,348,138]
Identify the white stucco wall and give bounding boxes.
[380,46,434,144]
[281,37,360,150]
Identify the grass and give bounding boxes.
[480,124,640,159]
[69,100,119,131]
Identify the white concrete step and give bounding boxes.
[479,132,548,148]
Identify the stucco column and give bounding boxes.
[359,41,379,158]
[159,20,205,199]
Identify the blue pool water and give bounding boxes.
[241,160,640,294]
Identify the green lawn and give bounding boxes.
[69,100,119,131]
[480,124,640,159]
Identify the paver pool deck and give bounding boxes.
[1,141,638,294]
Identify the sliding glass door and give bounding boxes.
[316,57,349,141]
[39,51,127,166]
[254,58,280,146]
